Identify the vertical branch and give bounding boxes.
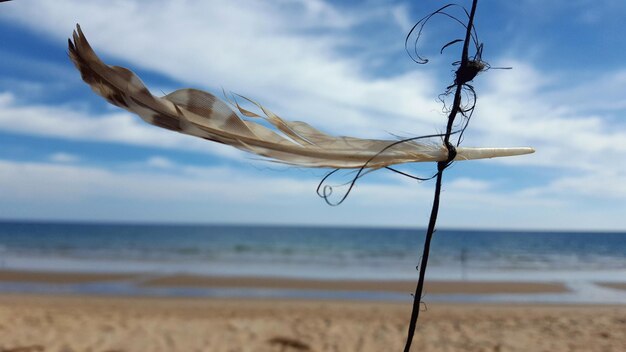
[402,1,479,351]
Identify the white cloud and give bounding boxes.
[466,62,626,175]
[390,4,413,31]
[447,177,491,192]
[1,0,626,229]
[49,152,80,163]
[0,92,244,160]
[0,158,428,224]
[1,157,624,230]
[145,156,175,169]
[0,0,442,137]
[3,0,622,171]
[521,170,626,200]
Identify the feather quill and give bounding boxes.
[68,25,533,169]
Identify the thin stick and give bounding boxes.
[402,1,479,351]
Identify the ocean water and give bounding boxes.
[0,221,624,303]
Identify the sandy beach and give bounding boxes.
[0,294,624,352]
[0,271,623,351]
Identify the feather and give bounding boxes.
[68,25,534,169]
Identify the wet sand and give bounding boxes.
[0,269,568,295]
[141,274,568,294]
[0,270,136,284]
[0,294,624,352]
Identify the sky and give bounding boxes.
[0,0,625,230]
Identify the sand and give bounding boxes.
[141,274,567,294]
[0,294,624,352]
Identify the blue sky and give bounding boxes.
[1,0,625,230]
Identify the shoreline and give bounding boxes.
[2,269,626,305]
[141,274,569,294]
[599,282,626,291]
[0,269,569,294]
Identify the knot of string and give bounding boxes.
[438,142,457,172]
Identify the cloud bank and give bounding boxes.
[0,0,625,229]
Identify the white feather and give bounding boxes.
[68,25,534,169]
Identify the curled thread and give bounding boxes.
[405,4,481,65]
[317,132,461,206]
[318,2,514,206]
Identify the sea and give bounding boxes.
[0,221,624,304]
